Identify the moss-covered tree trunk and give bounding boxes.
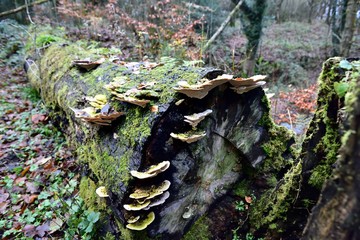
[26,41,294,239]
[244,58,360,239]
[302,59,360,239]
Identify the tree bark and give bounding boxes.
[340,0,358,56]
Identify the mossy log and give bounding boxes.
[302,58,360,239]
[246,58,360,239]
[26,42,294,239]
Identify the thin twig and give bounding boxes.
[287,108,293,131]
[25,0,35,24]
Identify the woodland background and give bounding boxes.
[0,0,359,239]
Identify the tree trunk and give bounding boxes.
[302,58,360,239]
[239,0,267,75]
[275,0,284,23]
[340,0,358,56]
[26,41,294,239]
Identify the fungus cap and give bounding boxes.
[229,75,267,87]
[95,186,109,197]
[184,109,213,128]
[126,212,155,231]
[170,131,206,143]
[123,200,151,211]
[144,191,170,210]
[231,81,266,94]
[126,215,140,224]
[130,161,170,179]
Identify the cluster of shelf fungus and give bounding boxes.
[74,59,267,231]
[70,58,266,128]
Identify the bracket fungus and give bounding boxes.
[228,75,267,94]
[72,58,105,71]
[170,131,206,143]
[124,200,151,211]
[173,74,233,99]
[144,191,170,210]
[184,109,213,128]
[84,94,107,109]
[126,215,141,224]
[70,106,124,126]
[231,81,266,94]
[104,79,159,108]
[228,75,267,87]
[130,161,170,179]
[71,94,124,125]
[128,180,171,201]
[95,186,109,197]
[126,212,155,231]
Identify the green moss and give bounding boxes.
[183,216,211,240]
[261,126,294,172]
[77,140,130,191]
[118,108,151,147]
[250,161,302,230]
[258,95,295,173]
[103,232,116,240]
[305,58,346,189]
[233,180,251,197]
[79,176,107,211]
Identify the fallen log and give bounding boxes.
[26,40,294,239]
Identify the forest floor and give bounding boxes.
[0,18,341,239]
[0,22,102,239]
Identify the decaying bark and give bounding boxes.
[26,41,294,239]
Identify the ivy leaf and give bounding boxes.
[339,60,352,70]
[334,82,349,98]
[87,211,100,223]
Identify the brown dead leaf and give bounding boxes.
[14,176,27,185]
[0,201,9,214]
[23,224,36,237]
[245,196,252,204]
[0,192,9,202]
[23,194,38,204]
[25,181,39,193]
[36,223,50,237]
[31,114,48,124]
[49,217,64,234]
[20,166,30,177]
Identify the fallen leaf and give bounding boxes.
[49,217,64,234]
[14,176,27,185]
[36,223,50,237]
[25,182,39,193]
[0,192,9,202]
[36,156,51,165]
[245,196,252,204]
[20,166,30,177]
[23,224,36,237]
[31,114,48,124]
[0,201,9,214]
[23,194,38,204]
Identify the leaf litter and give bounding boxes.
[0,49,88,239]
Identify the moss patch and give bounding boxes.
[250,161,302,230]
[183,216,211,240]
[79,176,108,211]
